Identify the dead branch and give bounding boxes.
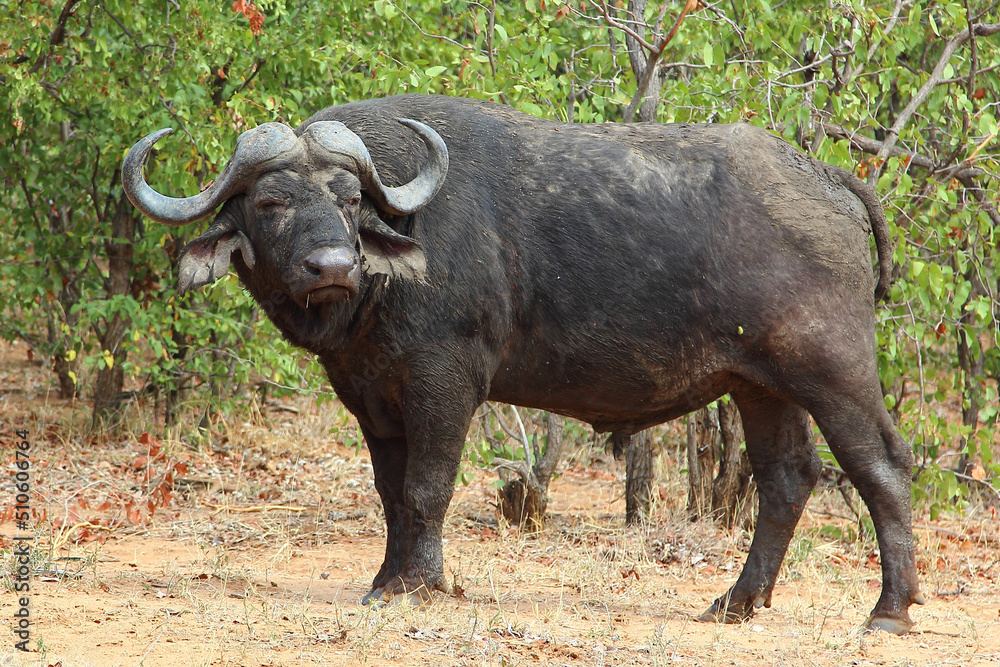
[24,0,81,74]
[822,122,986,178]
[486,0,510,105]
[386,0,473,51]
[822,121,998,226]
[868,21,1000,184]
[955,171,1000,228]
[622,0,700,122]
[203,502,315,514]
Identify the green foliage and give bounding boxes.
[1,1,997,509]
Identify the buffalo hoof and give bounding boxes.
[361,588,385,606]
[362,579,437,607]
[864,614,914,636]
[863,590,924,635]
[698,592,768,624]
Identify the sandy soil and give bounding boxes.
[1,339,998,667]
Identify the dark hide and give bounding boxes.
[174,95,921,633]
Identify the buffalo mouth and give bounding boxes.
[305,284,353,306]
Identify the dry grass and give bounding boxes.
[1,339,999,666]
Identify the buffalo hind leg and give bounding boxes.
[700,390,820,624]
[811,398,924,634]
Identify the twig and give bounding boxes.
[805,507,859,524]
[964,0,979,103]
[623,0,700,123]
[486,0,510,105]
[822,121,999,229]
[203,502,315,514]
[868,21,1000,184]
[914,524,1000,549]
[595,0,658,52]
[51,521,117,551]
[952,470,1000,504]
[955,171,1000,228]
[937,63,1000,85]
[99,1,147,55]
[136,624,166,666]
[964,131,997,164]
[27,0,81,75]
[486,403,528,448]
[234,57,266,96]
[493,457,532,481]
[159,97,199,147]
[510,405,533,469]
[822,121,986,181]
[811,0,904,153]
[386,0,473,51]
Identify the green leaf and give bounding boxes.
[927,263,944,298]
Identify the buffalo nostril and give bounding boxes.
[303,247,358,279]
[301,247,361,302]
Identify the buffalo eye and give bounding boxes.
[256,199,287,214]
[347,196,361,207]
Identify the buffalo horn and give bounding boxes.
[302,118,448,216]
[121,123,301,226]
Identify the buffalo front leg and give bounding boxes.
[700,391,821,624]
[361,383,476,604]
[361,431,409,603]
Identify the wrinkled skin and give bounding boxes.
[156,95,922,632]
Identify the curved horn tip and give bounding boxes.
[395,117,449,165]
[124,129,174,170]
[396,118,431,132]
[122,126,224,226]
[150,127,174,140]
[136,128,175,150]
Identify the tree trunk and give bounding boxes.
[711,401,754,528]
[45,275,80,400]
[687,400,755,527]
[686,406,719,520]
[45,198,81,399]
[956,297,984,476]
[163,325,189,428]
[623,0,664,122]
[625,429,655,524]
[498,412,565,530]
[92,193,137,427]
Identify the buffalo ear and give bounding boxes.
[358,208,427,281]
[177,211,256,293]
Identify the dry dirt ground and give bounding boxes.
[1,340,999,667]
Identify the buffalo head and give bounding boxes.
[122,119,448,309]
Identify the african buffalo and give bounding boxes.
[122,94,923,634]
